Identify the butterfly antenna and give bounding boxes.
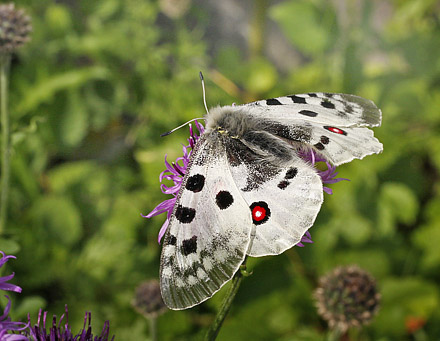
[160,118,204,137]
[199,71,209,115]
[160,72,208,137]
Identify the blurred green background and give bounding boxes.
[1,0,439,339]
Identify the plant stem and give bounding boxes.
[204,259,247,341]
[148,316,158,341]
[0,54,11,235]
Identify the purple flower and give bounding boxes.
[144,122,348,247]
[299,149,349,195]
[143,121,204,243]
[0,251,29,340]
[27,305,114,341]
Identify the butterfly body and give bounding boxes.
[158,92,383,310]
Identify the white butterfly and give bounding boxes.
[155,92,382,310]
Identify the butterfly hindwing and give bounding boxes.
[225,137,323,257]
[160,136,252,310]
[307,124,382,165]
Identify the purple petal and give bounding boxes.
[296,231,313,247]
[0,252,16,268]
[323,187,333,195]
[142,198,176,218]
[195,120,205,134]
[157,212,172,244]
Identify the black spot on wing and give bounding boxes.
[299,110,318,117]
[216,191,234,210]
[285,167,298,179]
[288,95,307,104]
[278,180,290,190]
[320,136,330,145]
[345,104,354,113]
[175,205,196,223]
[185,174,205,193]
[182,236,197,256]
[266,98,282,105]
[314,142,325,150]
[169,235,177,245]
[321,100,335,109]
[324,93,334,98]
[307,93,318,97]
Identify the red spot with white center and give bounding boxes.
[252,206,266,221]
[324,126,347,135]
[250,201,270,225]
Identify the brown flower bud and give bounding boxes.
[0,3,32,54]
[133,280,167,318]
[314,265,381,333]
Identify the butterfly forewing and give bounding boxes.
[245,92,381,128]
[160,136,252,310]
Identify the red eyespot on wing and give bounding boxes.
[252,206,266,221]
[324,126,347,135]
[250,201,270,225]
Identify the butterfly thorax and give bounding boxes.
[204,106,302,166]
[204,106,260,138]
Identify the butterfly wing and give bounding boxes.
[160,135,252,310]
[239,92,383,165]
[225,138,323,257]
[246,92,381,127]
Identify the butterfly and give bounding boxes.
[158,92,382,310]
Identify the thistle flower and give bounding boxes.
[143,121,204,243]
[0,3,32,54]
[0,251,29,340]
[27,305,114,341]
[299,149,349,195]
[132,280,167,319]
[144,121,348,245]
[314,265,381,333]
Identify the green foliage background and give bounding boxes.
[1,0,439,339]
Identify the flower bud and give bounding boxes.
[0,3,32,54]
[314,265,380,332]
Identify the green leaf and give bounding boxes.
[378,182,419,236]
[30,195,82,246]
[0,239,20,255]
[16,66,109,117]
[413,197,440,270]
[59,90,89,147]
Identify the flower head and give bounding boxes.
[143,121,204,243]
[0,3,32,54]
[314,265,381,333]
[0,251,29,340]
[299,149,349,195]
[28,305,114,341]
[132,280,167,319]
[144,122,348,246]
